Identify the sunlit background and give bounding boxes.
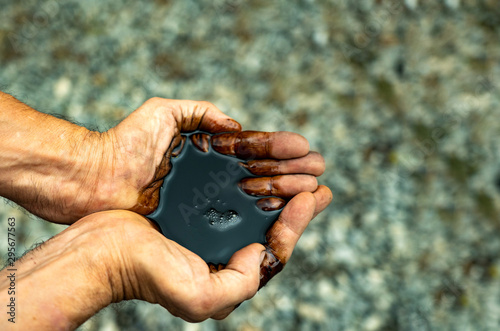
[1,1,500,330]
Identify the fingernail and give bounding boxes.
[256,197,286,211]
[260,251,266,264]
[239,178,270,196]
[225,119,242,132]
[211,133,236,155]
[171,136,186,157]
[190,133,210,152]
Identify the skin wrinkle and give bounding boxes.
[97,133,123,209]
[212,131,311,160]
[130,101,246,215]
[0,93,333,327]
[129,103,229,214]
[154,136,176,180]
[114,217,152,302]
[269,176,275,196]
[47,129,85,218]
[0,216,117,329]
[276,159,282,174]
[75,131,104,217]
[242,152,324,176]
[126,113,176,213]
[265,132,271,159]
[239,175,317,197]
[235,134,242,156]
[197,105,204,128]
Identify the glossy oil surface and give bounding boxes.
[148,132,281,264]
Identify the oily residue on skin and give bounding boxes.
[191,133,210,152]
[256,197,286,211]
[134,129,289,287]
[259,247,284,289]
[211,131,272,159]
[207,245,285,290]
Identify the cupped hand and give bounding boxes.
[95,98,325,216]
[83,184,331,322]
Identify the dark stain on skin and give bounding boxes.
[259,247,284,289]
[131,127,291,286]
[256,197,286,211]
[241,159,280,176]
[207,245,285,290]
[147,131,283,264]
[211,131,271,159]
[191,133,211,152]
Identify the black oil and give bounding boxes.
[148,132,281,264]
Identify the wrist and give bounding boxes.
[17,125,134,223]
[0,92,138,223]
[0,214,115,330]
[20,125,117,223]
[49,127,108,221]
[69,129,142,218]
[68,211,162,305]
[59,128,122,220]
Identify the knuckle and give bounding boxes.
[305,175,318,189]
[212,312,230,320]
[188,312,210,323]
[313,151,326,164]
[198,295,214,313]
[310,151,326,168]
[316,155,326,172]
[186,314,208,323]
[174,290,213,322]
[189,290,215,319]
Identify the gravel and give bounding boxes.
[1,0,500,330]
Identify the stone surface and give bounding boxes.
[1,0,500,330]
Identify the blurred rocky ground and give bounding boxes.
[1,0,500,330]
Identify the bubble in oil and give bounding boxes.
[204,208,241,229]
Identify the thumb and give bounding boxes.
[208,243,265,312]
[174,100,242,133]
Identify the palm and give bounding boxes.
[114,213,261,322]
[114,179,332,322]
[91,98,333,321]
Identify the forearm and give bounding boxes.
[0,91,115,223]
[0,219,113,330]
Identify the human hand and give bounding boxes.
[0,184,330,330]
[0,93,325,224]
[94,185,330,322]
[94,98,326,216]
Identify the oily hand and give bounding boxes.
[82,182,331,322]
[104,98,325,215]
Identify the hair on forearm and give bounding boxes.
[2,88,108,132]
[0,238,46,271]
[0,197,35,219]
